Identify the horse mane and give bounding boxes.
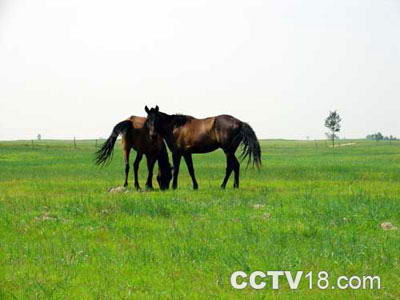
[171,114,192,128]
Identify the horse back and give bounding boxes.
[167,114,242,153]
[127,115,146,129]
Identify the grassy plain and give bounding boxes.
[0,139,399,299]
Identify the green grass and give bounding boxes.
[0,139,399,299]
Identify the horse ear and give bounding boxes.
[145,106,150,114]
[155,105,159,112]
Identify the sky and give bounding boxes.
[0,0,399,140]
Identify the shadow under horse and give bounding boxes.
[144,106,261,189]
[95,116,172,190]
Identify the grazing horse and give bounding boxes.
[95,116,172,190]
[144,106,261,189]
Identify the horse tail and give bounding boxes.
[238,122,261,168]
[95,120,132,166]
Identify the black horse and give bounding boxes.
[145,106,261,189]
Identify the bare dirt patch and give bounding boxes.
[380,222,398,231]
[330,142,356,148]
[108,186,128,193]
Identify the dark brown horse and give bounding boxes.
[95,116,172,190]
[144,106,261,189]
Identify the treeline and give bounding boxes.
[366,132,398,141]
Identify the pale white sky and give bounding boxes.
[0,0,399,140]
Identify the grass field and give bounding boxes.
[0,139,399,299]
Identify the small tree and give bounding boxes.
[375,132,383,142]
[324,110,341,147]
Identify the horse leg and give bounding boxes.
[221,153,234,189]
[183,153,198,190]
[133,152,143,190]
[232,155,240,188]
[172,152,182,190]
[145,154,156,190]
[123,147,131,187]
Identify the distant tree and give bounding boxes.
[368,132,384,142]
[366,133,378,140]
[366,132,396,142]
[324,110,341,147]
[388,135,397,144]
